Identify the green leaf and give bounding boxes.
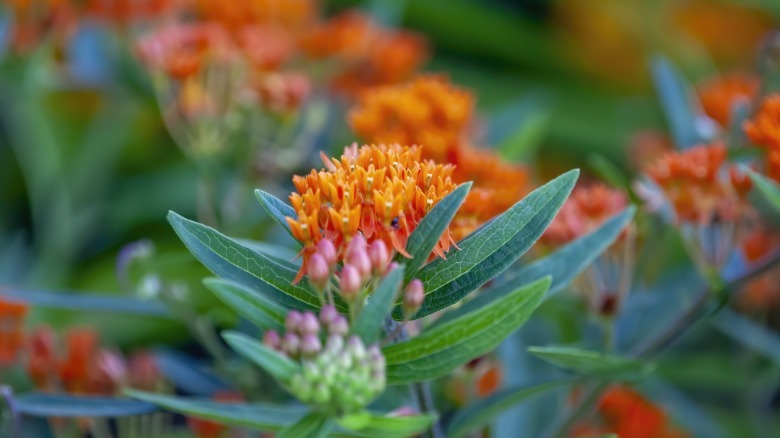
[338,412,438,437]
[279,411,333,438]
[203,278,287,331]
[492,94,551,163]
[167,211,320,310]
[255,189,295,236]
[434,207,635,327]
[125,390,431,437]
[405,170,578,319]
[527,346,655,378]
[14,394,157,417]
[396,183,471,284]
[446,380,572,438]
[712,309,780,363]
[0,287,169,317]
[743,166,780,223]
[153,349,230,397]
[383,277,550,385]
[587,154,630,191]
[124,390,303,432]
[352,266,404,345]
[222,331,300,382]
[650,56,708,149]
[235,239,301,269]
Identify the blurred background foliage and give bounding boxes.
[1,0,780,435]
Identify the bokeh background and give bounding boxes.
[1,0,779,436]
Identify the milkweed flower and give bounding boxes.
[349,76,530,240]
[745,93,780,149]
[0,297,29,367]
[541,184,634,316]
[194,0,317,32]
[300,11,428,96]
[644,143,746,271]
[573,386,688,438]
[286,143,458,283]
[697,73,758,128]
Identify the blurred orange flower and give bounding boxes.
[542,184,629,248]
[745,94,780,151]
[194,0,317,32]
[286,144,458,282]
[0,297,29,366]
[697,73,758,128]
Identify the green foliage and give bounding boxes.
[14,394,157,417]
[383,277,550,384]
[255,189,296,237]
[446,380,573,438]
[203,278,287,331]
[744,166,780,223]
[351,266,404,345]
[222,331,300,382]
[528,346,655,378]
[279,412,334,438]
[168,211,321,310]
[651,56,708,149]
[406,170,578,319]
[395,182,471,284]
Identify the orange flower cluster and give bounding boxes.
[194,0,316,31]
[349,75,530,240]
[286,144,458,282]
[541,184,629,248]
[573,386,687,438]
[300,11,428,96]
[0,297,29,366]
[26,326,161,394]
[450,358,502,406]
[646,143,742,223]
[744,94,780,181]
[698,73,758,127]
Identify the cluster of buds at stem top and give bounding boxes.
[263,305,385,414]
[306,233,393,303]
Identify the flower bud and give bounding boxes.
[338,265,363,299]
[263,330,282,350]
[300,334,322,358]
[346,241,371,280]
[329,315,349,337]
[285,311,303,333]
[315,239,337,267]
[347,336,367,361]
[282,333,300,356]
[389,406,418,417]
[326,335,345,353]
[368,240,390,275]
[319,304,338,327]
[92,350,128,394]
[402,279,424,317]
[306,253,330,290]
[300,312,320,335]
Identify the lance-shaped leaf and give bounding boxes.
[279,412,334,438]
[14,394,157,417]
[204,278,287,331]
[255,189,295,236]
[168,212,320,310]
[395,182,471,284]
[223,331,300,382]
[712,309,780,364]
[743,166,780,222]
[651,57,708,149]
[434,207,635,327]
[125,390,434,437]
[153,349,230,397]
[528,346,655,378]
[0,287,169,317]
[446,379,573,438]
[352,266,404,345]
[383,277,550,385]
[338,411,437,437]
[404,170,577,320]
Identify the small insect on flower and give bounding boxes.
[286,144,459,283]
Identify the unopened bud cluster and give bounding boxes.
[306,233,394,301]
[264,305,385,414]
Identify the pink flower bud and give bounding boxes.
[319,304,338,326]
[329,315,349,337]
[389,406,418,417]
[315,239,337,267]
[300,312,320,335]
[338,265,363,299]
[285,311,303,333]
[127,351,160,391]
[368,240,390,275]
[347,233,367,256]
[92,350,128,394]
[403,279,425,316]
[282,333,300,356]
[263,330,281,350]
[307,253,330,290]
[346,235,371,280]
[300,334,322,358]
